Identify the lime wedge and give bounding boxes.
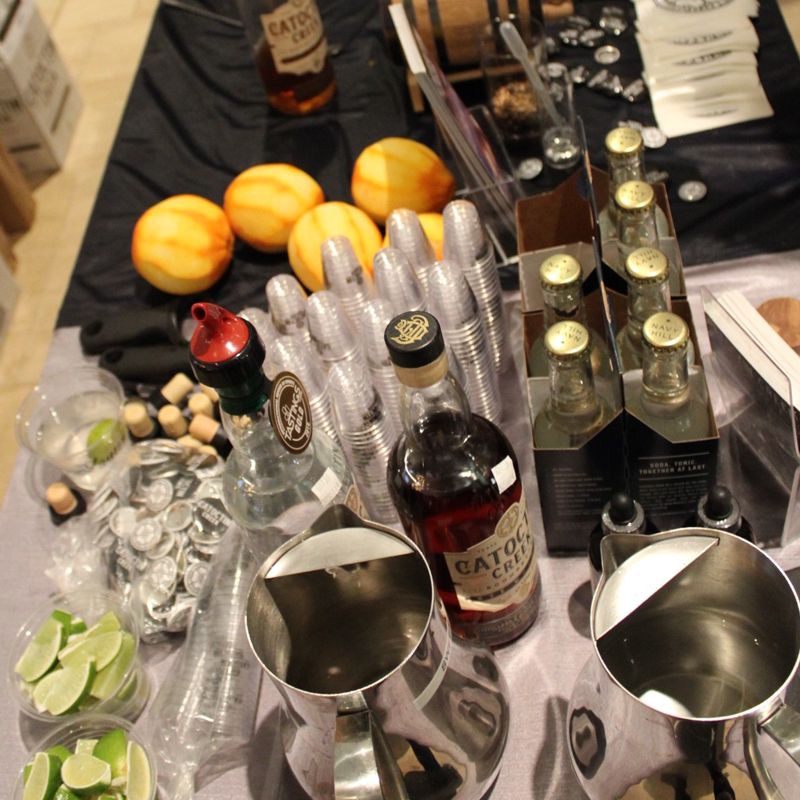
[50,610,74,634]
[86,419,124,465]
[126,741,152,800]
[74,739,97,756]
[22,752,61,800]
[59,631,123,672]
[90,632,135,701]
[32,669,65,713]
[53,786,80,800]
[69,617,87,636]
[43,660,96,716]
[66,612,121,646]
[92,728,128,780]
[15,617,66,682]
[60,754,111,795]
[47,747,72,765]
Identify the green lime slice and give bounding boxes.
[69,617,87,636]
[43,660,96,716]
[59,631,123,672]
[53,786,81,800]
[90,632,135,701]
[22,752,61,800]
[67,612,121,646]
[92,728,128,780]
[47,747,72,765]
[125,741,152,800]
[86,419,124,465]
[32,669,64,713]
[73,740,97,756]
[50,610,74,634]
[15,617,66,682]
[60,754,111,796]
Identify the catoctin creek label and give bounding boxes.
[444,497,536,612]
[260,0,328,76]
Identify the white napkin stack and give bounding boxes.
[634,0,773,137]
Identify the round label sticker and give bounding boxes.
[269,371,313,454]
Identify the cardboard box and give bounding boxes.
[0,0,81,176]
[0,246,18,344]
[0,137,34,233]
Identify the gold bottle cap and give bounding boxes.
[625,247,668,283]
[615,180,655,213]
[643,312,689,350]
[157,404,188,438]
[539,253,582,288]
[161,372,194,406]
[46,482,78,516]
[544,320,590,357]
[605,127,643,156]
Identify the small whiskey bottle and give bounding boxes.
[625,312,712,442]
[189,302,356,559]
[616,247,670,372]
[385,310,539,646]
[588,492,648,591]
[533,321,612,449]
[614,180,660,273]
[237,0,336,115]
[692,484,753,541]
[598,127,670,242]
[527,253,612,384]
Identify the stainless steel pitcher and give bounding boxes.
[568,527,800,799]
[245,505,510,800]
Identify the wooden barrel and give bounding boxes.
[390,0,542,72]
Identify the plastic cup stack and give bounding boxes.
[360,298,402,434]
[306,290,367,372]
[327,359,399,525]
[265,335,339,444]
[428,259,502,424]
[266,274,312,345]
[385,208,436,294]
[238,307,276,356]
[373,248,426,315]
[443,199,509,373]
[322,235,374,330]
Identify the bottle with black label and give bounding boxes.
[189,302,356,558]
[588,492,649,591]
[236,0,336,115]
[691,484,753,542]
[625,312,712,442]
[385,310,540,646]
[533,321,613,449]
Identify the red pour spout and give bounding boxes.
[190,302,249,363]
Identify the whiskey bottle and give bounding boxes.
[598,127,670,242]
[527,253,612,384]
[236,0,336,115]
[616,246,670,372]
[189,302,356,559]
[692,484,753,542]
[385,310,539,646]
[533,321,612,449]
[625,311,712,442]
[615,180,660,271]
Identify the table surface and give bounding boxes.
[5,0,800,797]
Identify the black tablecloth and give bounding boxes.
[56,0,800,328]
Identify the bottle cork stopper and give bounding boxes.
[188,392,215,419]
[46,482,78,516]
[158,404,188,438]
[161,373,195,406]
[177,434,203,450]
[123,401,155,439]
[199,384,219,404]
[198,444,218,457]
[188,414,221,444]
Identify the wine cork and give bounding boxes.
[161,373,195,406]
[123,401,155,439]
[189,414,231,456]
[177,434,203,450]
[199,384,219,404]
[46,482,78,516]
[158,404,188,438]
[198,444,218,457]
[188,392,215,419]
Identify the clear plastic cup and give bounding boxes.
[8,588,149,724]
[238,306,276,352]
[11,714,157,800]
[373,247,426,314]
[322,235,374,329]
[360,298,402,433]
[385,209,436,292]
[265,274,312,344]
[16,367,129,491]
[306,290,366,370]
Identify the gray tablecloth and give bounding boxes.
[3,252,800,799]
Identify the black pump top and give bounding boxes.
[704,485,734,521]
[608,492,636,525]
